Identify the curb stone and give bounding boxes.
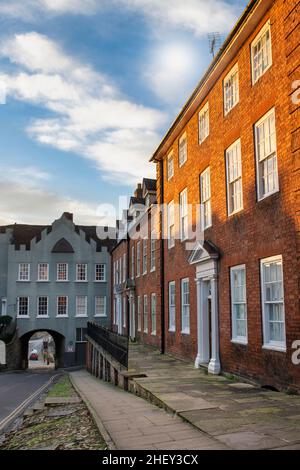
[69,372,116,450]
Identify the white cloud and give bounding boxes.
[0,0,99,20]
[115,0,242,37]
[0,169,114,226]
[0,1,243,37]
[0,32,165,185]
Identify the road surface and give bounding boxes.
[0,370,60,429]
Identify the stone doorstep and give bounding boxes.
[45,397,81,405]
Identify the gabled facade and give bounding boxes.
[0,212,115,367]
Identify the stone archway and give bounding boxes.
[20,329,65,370]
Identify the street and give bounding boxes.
[0,370,60,428]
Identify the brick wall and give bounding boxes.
[155,0,300,389]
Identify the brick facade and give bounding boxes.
[151,0,300,390]
[110,0,300,391]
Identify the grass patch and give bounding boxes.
[48,376,75,398]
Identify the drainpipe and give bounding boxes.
[159,160,165,355]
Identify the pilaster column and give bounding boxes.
[194,278,209,368]
[208,275,221,375]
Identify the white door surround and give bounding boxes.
[189,241,221,375]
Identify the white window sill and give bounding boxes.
[36,315,49,319]
[37,280,49,283]
[17,315,30,319]
[75,315,88,318]
[231,338,248,346]
[94,314,107,318]
[181,329,190,335]
[17,280,30,283]
[143,272,147,276]
[262,343,286,353]
[94,280,107,283]
[224,101,239,117]
[169,327,176,333]
[56,315,68,318]
[228,207,243,217]
[143,330,148,334]
[75,280,88,283]
[56,280,69,283]
[150,268,155,273]
[199,135,209,146]
[258,188,279,202]
[151,331,156,336]
[252,64,272,86]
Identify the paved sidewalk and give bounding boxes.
[128,344,300,450]
[70,370,228,450]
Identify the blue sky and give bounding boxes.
[0,0,248,226]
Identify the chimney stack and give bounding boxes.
[62,212,73,222]
[134,183,143,199]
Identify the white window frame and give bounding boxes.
[199,102,209,144]
[181,278,190,334]
[17,296,29,317]
[37,296,49,318]
[261,255,286,352]
[230,265,247,344]
[57,263,68,282]
[76,327,87,343]
[150,230,156,272]
[37,263,49,282]
[143,294,148,333]
[167,151,174,181]
[226,139,243,215]
[123,296,127,327]
[76,263,87,282]
[151,293,156,335]
[224,63,239,115]
[178,132,187,167]
[169,281,176,332]
[136,241,141,277]
[95,296,107,317]
[143,239,147,275]
[18,263,30,281]
[200,167,212,230]
[251,21,272,85]
[76,295,88,317]
[137,296,141,332]
[167,200,175,249]
[123,253,126,282]
[56,296,68,317]
[95,263,106,282]
[255,108,278,201]
[180,188,188,241]
[131,246,135,280]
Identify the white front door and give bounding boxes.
[194,266,221,374]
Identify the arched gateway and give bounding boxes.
[20,329,65,369]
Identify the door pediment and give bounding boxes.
[188,240,219,265]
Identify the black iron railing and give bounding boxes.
[87,322,128,369]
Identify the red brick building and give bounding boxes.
[111,179,161,349]
[148,0,300,390]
